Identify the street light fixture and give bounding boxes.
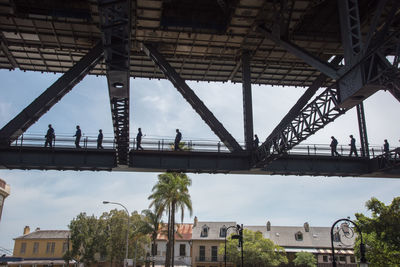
[224,224,244,267]
[103,201,130,263]
[330,218,367,267]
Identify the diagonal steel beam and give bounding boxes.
[253,87,346,167]
[0,42,103,145]
[98,0,131,165]
[265,56,343,142]
[256,25,339,80]
[142,43,243,152]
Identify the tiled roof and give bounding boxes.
[192,221,237,240]
[14,230,70,240]
[246,225,355,249]
[157,223,192,241]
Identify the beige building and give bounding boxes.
[10,226,73,267]
[0,178,10,222]
[191,218,236,267]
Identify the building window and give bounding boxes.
[151,244,158,256]
[199,246,205,261]
[20,243,26,254]
[339,256,346,262]
[350,256,356,263]
[62,242,68,253]
[219,226,227,237]
[200,225,209,237]
[211,246,218,262]
[46,242,55,254]
[33,242,39,254]
[179,244,186,256]
[295,231,303,241]
[323,255,328,262]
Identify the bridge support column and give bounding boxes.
[356,102,369,157]
[242,51,254,151]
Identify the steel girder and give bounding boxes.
[142,43,243,152]
[0,42,104,146]
[356,102,369,157]
[242,51,254,151]
[253,86,345,167]
[98,0,131,165]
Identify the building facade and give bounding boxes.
[0,178,10,222]
[10,226,72,267]
[191,219,236,267]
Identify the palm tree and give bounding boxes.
[141,205,163,267]
[148,172,193,267]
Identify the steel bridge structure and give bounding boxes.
[0,0,399,177]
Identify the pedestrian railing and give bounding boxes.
[8,134,396,159]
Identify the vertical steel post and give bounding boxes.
[356,102,369,157]
[242,51,254,151]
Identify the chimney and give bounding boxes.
[23,226,30,235]
[194,216,198,227]
[35,227,41,231]
[266,221,271,231]
[304,222,310,232]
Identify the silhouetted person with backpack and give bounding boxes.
[74,125,81,148]
[349,135,358,157]
[97,129,103,149]
[44,124,55,148]
[330,136,340,156]
[175,129,182,151]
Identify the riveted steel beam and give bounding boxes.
[98,0,131,165]
[256,25,339,80]
[0,42,103,145]
[142,43,243,152]
[242,50,254,151]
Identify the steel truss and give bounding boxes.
[98,0,131,165]
[253,86,345,166]
[142,43,243,152]
[0,42,103,145]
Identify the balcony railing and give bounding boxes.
[195,255,226,262]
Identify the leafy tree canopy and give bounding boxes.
[219,229,288,267]
[355,196,400,266]
[293,251,317,267]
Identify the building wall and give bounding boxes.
[13,238,68,258]
[192,240,234,267]
[153,240,191,266]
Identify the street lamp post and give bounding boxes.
[224,224,243,267]
[330,218,367,267]
[103,201,130,264]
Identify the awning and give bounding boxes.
[317,249,354,255]
[8,259,76,265]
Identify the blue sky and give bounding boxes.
[1,69,400,251]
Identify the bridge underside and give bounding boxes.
[1,147,399,178]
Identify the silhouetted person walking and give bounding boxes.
[174,129,182,151]
[97,129,103,149]
[330,136,340,156]
[253,134,259,149]
[74,125,81,148]
[44,124,55,148]
[349,135,358,157]
[384,139,390,158]
[136,128,143,150]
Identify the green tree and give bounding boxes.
[148,172,193,267]
[293,251,317,267]
[355,196,400,266]
[219,229,288,267]
[142,205,163,267]
[68,212,107,266]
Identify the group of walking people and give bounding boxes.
[44,124,103,149]
[330,135,395,157]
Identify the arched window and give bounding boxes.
[295,231,303,241]
[219,225,227,237]
[201,225,209,237]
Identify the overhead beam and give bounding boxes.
[98,0,131,165]
[256,25,339,80]
[142,43,243,152]
[242,51,254,151]
[0,42,103,145]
